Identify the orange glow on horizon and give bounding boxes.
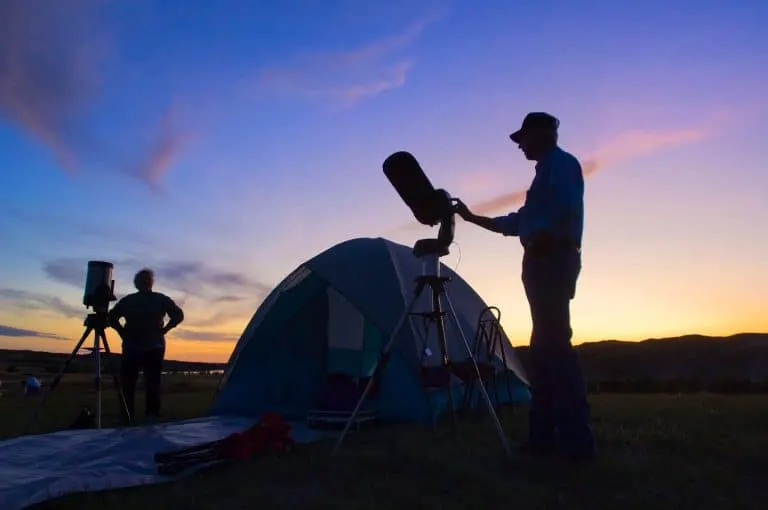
[2,284,765,365]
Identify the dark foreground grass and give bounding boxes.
[2,378,767,510]
[0,373,218,438]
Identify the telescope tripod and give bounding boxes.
[26,312,133,433]
[331,250,512,458]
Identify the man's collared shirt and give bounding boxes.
[492,146,584,248]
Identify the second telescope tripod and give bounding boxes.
[26,262,133,432]
[331,241,512,458]
[26,312,133,432]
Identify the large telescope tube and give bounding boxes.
[383,151,444,227]
[383,151,456,258]
[83,261,116,312]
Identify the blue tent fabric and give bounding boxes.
[210,237,530,424]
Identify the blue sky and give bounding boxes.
[1,0,767,361]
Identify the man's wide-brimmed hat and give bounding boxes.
[509,112,559,143]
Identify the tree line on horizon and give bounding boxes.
[2,333,767,394]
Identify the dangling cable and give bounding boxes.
[449,241,462,272]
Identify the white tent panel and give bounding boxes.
[385,243,465,361]
[326,286,365,350]
[384,241,424,358]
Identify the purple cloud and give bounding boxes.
[0,324,65,340]
[0,0,187,187]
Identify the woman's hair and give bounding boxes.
[134,268,154,291]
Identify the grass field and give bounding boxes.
[0,373,219,439]
[1,375,767,510]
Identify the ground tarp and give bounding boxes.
[0,416,330,510]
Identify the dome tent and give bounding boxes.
[210,237,530,425]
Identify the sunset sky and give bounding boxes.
[1,0,766,363]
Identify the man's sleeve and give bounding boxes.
[492,210,522,236]
[108,300,123,328]
[550,157,583,229]
[165,296,184,328]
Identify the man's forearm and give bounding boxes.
[163,309,184,333]
[465,213,503,233]
[108,312,124,334]
[163,319,181,333]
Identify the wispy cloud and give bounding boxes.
[388,121,715,233]
[170,298,263,343]
[588,128,709,169]
[143,260,272,301]
[125,104,190,190]
[0,324,64,340]
[211,295,249,304]
[0,257,269,339]
[182,307,253,329]
[172,329,239,343]
[0,324,65,340]
[469,159,600,216]
[0,204,157,250]
[0,258,269,343]
[336,60,413,107]
[42,260,91,288]
[254,12,441,107]
[0,0,187,187]
[42,257,272,303]
[467,126,711,215]
[0,288,83,319]
[28,258,271,342]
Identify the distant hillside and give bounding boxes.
[578,333,768,382]
[515,333,768,390]
[0,349,226,376]
[3,333,768,390]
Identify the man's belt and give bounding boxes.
[524,237,580,255]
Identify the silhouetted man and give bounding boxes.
[109,268,184,423]
[453,112,596,461]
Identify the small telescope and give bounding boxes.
[26,259,131,433]
[83,261,117,314]
[383,151,455,258]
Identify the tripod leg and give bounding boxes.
[25,326,93,433]
[415,319,441,429]
[99,329,134,426]
[432,290,456,427]
[331,281,426,456]
[93,328,102,429]
[443,294,512,458]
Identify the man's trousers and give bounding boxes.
[120,346,165,421]
[521,245,596,457]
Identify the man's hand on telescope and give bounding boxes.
[452,199,473,220]
[453,198,509,235]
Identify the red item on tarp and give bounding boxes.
[154,412,295,478]
[212,412,294,460]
